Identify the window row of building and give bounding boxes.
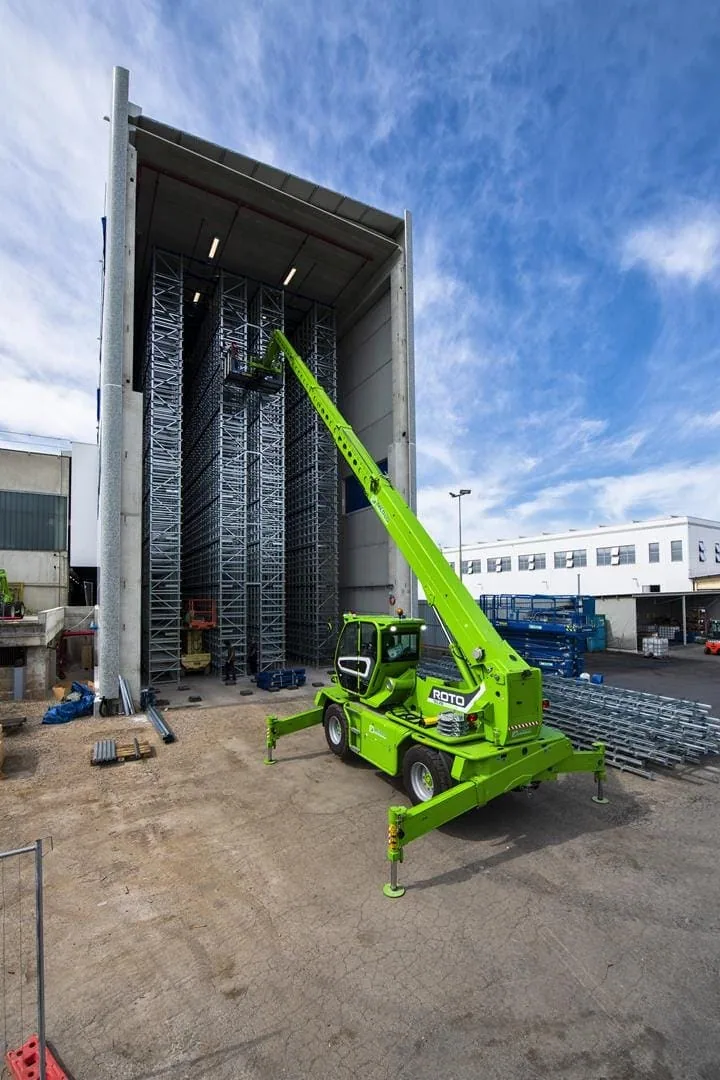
[450,539,690,575]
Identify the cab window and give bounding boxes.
[381,631,419,663]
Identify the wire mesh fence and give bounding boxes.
[1,841,46,1080]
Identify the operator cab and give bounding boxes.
[334,615,423,697]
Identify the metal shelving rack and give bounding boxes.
[286,304,339,664]
[141,249,184,683]
[246,285,285,671]
[218,272,249,670]
[181,288,221,665]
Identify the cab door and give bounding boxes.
[335,620,378,697]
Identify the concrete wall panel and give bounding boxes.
[70,442,99,566]
[595,597,638,650]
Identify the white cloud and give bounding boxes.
[622,210,720,284]
[0,372,96,441]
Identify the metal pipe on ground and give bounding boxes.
[146,705,175,744]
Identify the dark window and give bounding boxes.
[469,560,482,574]
[0,491,67,551]
[0,646,26,667]
[648,542,659,564]
[671,540,683,562]
[487,557,511,573]
[460,560,471,575]
[572,549,587,568]
[617,545,635,565]
[597,547,612,566]
[344,459,388,514]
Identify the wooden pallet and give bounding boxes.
[91,738,153,766]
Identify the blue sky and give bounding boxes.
[1,0,720,546]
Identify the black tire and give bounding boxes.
[705,647,711,655]
[323,703,353,761]
[402,745,453,805]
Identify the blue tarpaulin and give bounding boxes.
[42,682,94,725]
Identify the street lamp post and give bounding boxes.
[449,489,471,582]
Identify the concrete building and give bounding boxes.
[438,516,720,650]
[0,441,99,700]
[0,446,70,612]
[98,67,416,706]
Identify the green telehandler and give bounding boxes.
[262,330,606,895]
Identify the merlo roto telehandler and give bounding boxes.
[261,331,606,895]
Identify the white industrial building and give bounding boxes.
[438,516,720,651]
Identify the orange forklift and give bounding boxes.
[705,620,720,656]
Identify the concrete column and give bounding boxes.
[389,212,417,616]
[118,142,143,701]
[97,66,130,712]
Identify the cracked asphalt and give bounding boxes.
[1,669,719,1079]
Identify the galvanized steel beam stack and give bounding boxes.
[142,250,184,684]
[544,675,720,777]
[246,285,286,671]
[286,304,339,664]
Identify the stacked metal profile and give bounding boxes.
[286,304,339,664]
[543,675,720,778]
[246,285,286,671]
[141,250,184,683]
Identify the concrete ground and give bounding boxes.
[584,644,720,714]
[1,657,719,1079]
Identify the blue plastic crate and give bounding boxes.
[256,667,306,691]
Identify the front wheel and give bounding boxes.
[402,745,453,805]
[323,703,353,762]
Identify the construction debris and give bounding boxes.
[543,675,720,778]
[1,716,27,735]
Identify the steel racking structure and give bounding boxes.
[286,304,339,664]
[141,249,184,684]
[246,285,286,671]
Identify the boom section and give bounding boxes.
[265,331,532,693]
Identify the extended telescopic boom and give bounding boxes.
[265,330,533,694]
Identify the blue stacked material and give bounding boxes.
[478,595,594,677]
[256,667,306,691]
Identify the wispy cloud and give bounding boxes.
[622,208,720,285]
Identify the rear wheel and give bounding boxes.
[402,745,453,805]
[323,703,353,761]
